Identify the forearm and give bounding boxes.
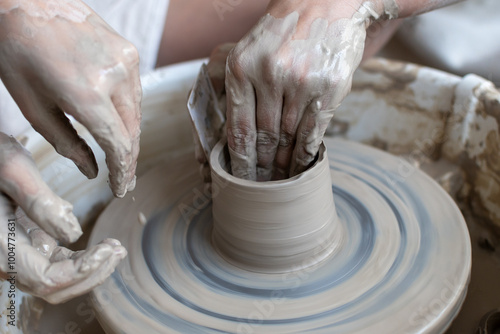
[394,0,465,17]
[265,0,465,25]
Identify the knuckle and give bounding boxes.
[227,125,255,154]
[289,70,306,87]
[256,130,279,156]
[120,43,140,67]
[297,71,334,94]
[298,127,312,143]
[257,130,279,147]
[278,130,294,148]
[226,50,247,82]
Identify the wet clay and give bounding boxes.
[88,137,470,333]
[211,141,341,273]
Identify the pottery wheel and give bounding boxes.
[89,138,471,334]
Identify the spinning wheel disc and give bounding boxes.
[89,138,470,334]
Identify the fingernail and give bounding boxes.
[114,246,127,258]
[113,182,127,198]
[76,160,98,179]
[103,238,121,246]
[63,212,83,243]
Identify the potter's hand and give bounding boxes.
[0,133,127,304]
[0,0,141,197]
[225,0,386,180]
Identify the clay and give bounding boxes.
[89,137,470,333]
[211,141,341,273]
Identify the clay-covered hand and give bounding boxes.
[225,0,390,180]
[0,0,142,197]
[0,133,127,304]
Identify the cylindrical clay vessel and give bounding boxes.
[210,140,343,273]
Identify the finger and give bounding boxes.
[111,73,142,193]
[290,98,336,177]
[255,87,282,181]
[0,133,82,243]
[8,83,98,178]
[44,241,127,304]
[62,98,133,198]
[16,211,58,258]
[225,51,257,180]
[272,90,310,180]
[50,238,121,262]
[15,240,125,304]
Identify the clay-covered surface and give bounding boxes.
[2,58,499,333]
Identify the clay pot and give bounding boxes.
[210,140,342,273]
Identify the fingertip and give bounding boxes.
[63,212,83,244]
[32,198,83,244]
[289,145,318,177]
[113,245,127,258]
[127,175,136,192]
[110,171,128,198]
[102,238,121,247]
[68,140,99,179]
[228,145,257,180]
[113,187,126,198]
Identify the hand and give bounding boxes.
[0,0,142,197]
[0,133,126,304]
[225,0,387,180]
